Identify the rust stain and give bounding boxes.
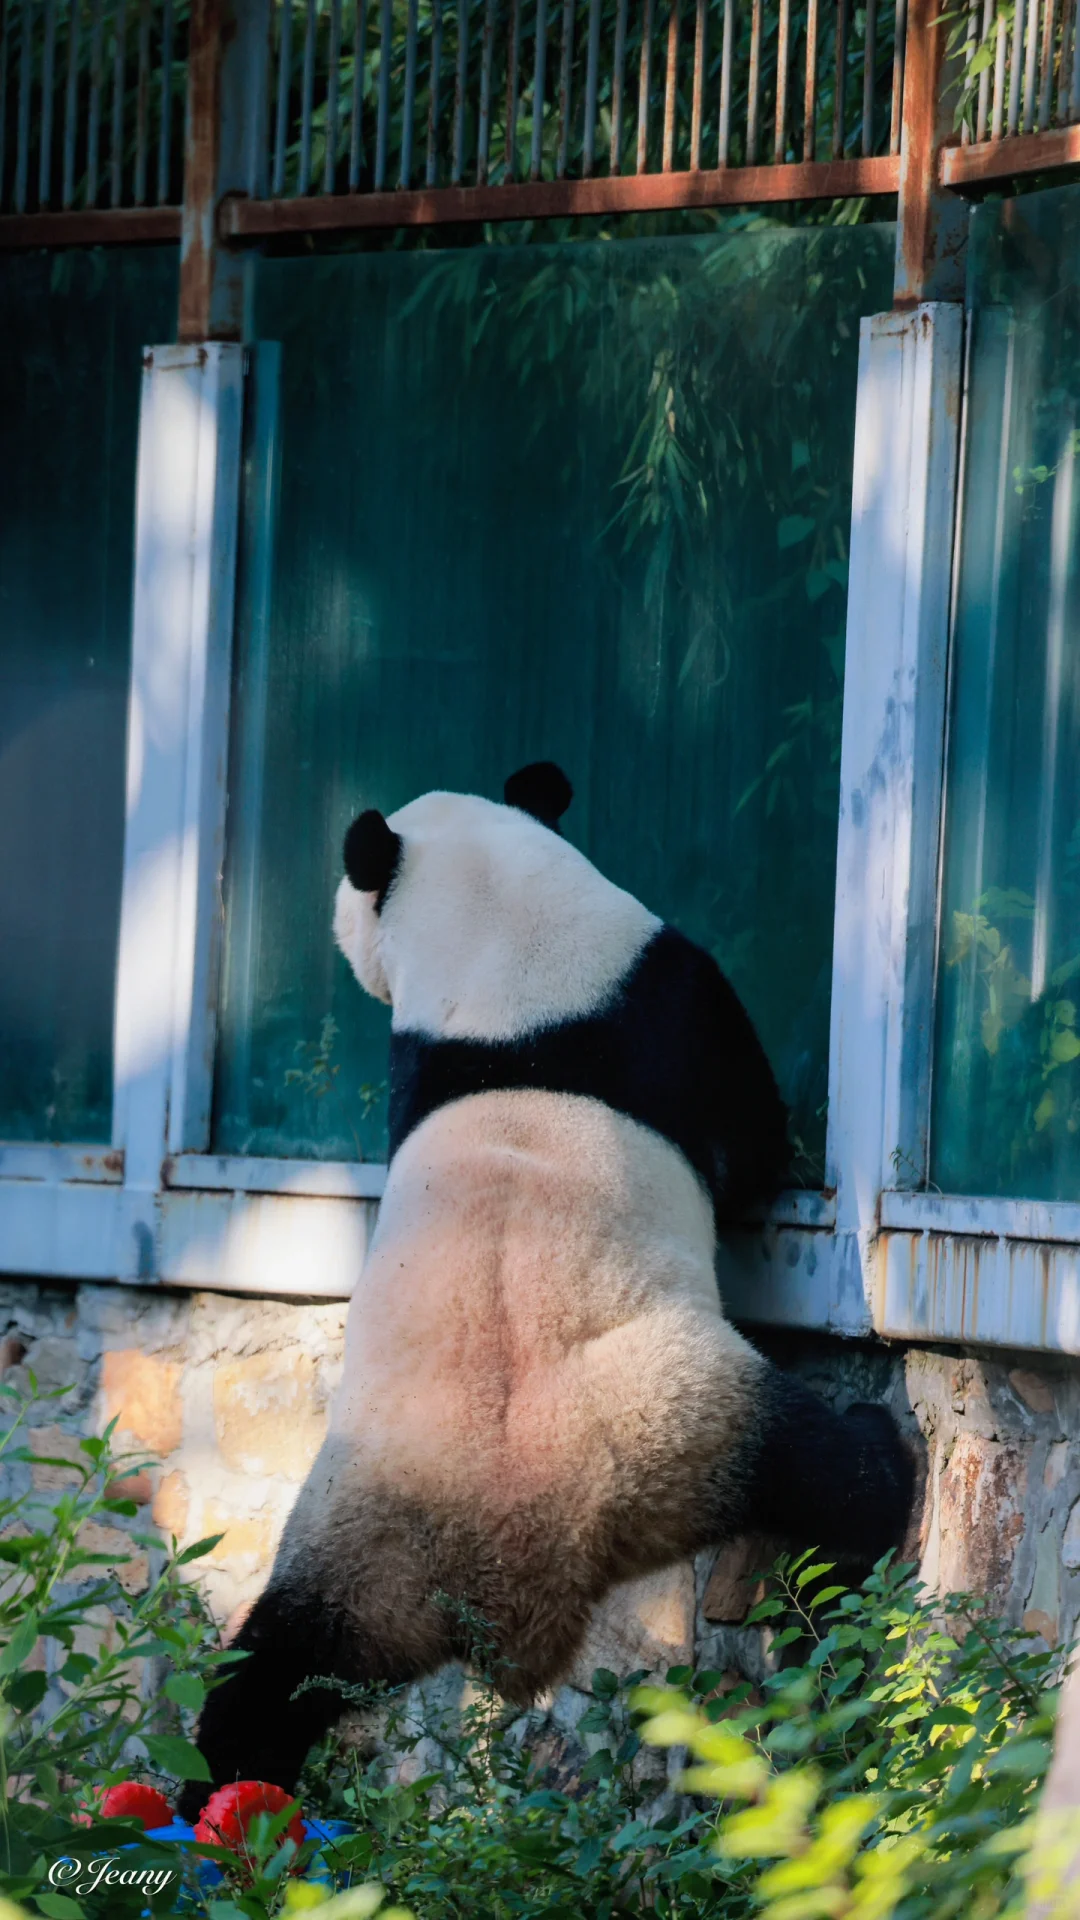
[958,1236,968,1335]
[178,0,224,343]
[1039,1241,1051,1347]
[66,1148,125,1184]
[884,1229,1080,1353]
[942,122,1080,190]
[928,1231,941,1326]
[894,0,968,309]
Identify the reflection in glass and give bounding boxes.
[0,249,178,1143]
[934,187,1080,1199]
[214,226,893,1172]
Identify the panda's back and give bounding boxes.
[330,1090,753,1520]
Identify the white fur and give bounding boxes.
[333,792,659,1041]
[294,1089,763,1687]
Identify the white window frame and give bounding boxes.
[5,301,1080,1351]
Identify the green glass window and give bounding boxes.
[933,186,1080,1200]
[213,225,893,1174]
[0,247,178,1144]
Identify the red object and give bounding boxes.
[77,1783,175,1828]
[194,1781,305,1853]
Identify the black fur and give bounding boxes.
[503,761,574,830]
[176,1590,357,1818]
[729,1375,915,1569]
[389,925,791,1222]
[181,1378,913,1808]
[343,810,402,910]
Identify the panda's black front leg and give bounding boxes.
[176,1587,352,1822]
[734,1371,916,1572]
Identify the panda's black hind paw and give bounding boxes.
[176,1778,208,1824]
[839,1400,917,1567]
[744,1369,918,1575]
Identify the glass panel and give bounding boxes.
[933,185,1080,1200]
[0,247,178,1143]
[214,226,894,1173]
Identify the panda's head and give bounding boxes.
[333,762,660,1042]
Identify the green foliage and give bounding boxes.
[637,1549,1067,1920]
[945,885,1080,1185]
[391,224,882,1182]
[2,1386,1063,1920]
[275,0,897,200]
[2,0,189,211]
[284,1018,387,1162]
[282,1553,1067,1920]
[0,1380,232,1917]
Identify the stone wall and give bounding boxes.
[0,1280,346,1643]
[3,1276,1079,1739]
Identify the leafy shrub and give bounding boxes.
[286,1555,1067,1920]
[0,1380,1068,1920]
[0,1376,231,1914]
[635,1549,1067,1920]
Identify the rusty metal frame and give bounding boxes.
[179,0,269,338]
[0,1145,125,1182]
[178,0,224,339]
[942,122,1080,186]
[220,153,900,236]
[5,0,1080,272]
[893,0,968,302]
[0,205,180,245]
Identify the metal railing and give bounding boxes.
[0,0,187,214]
[0,0,1078,263]
[957,0,1078,142]
[256,0,902,200]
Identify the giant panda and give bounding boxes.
[184,763,914,1802]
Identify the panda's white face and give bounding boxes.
[333,790,660,1042]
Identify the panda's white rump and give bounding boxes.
[327,1090,760,1533]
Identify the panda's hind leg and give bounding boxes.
[176,1583,368,1819]
[178,1459,457,1819]
[710,1365,916,1573]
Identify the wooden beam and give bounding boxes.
[893,0,968,305]
[0,207,181,248]
[221,154,900,237]
[941,123,1080,189]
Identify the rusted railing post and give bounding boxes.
[179,0,270,340]
[893,0,968,305]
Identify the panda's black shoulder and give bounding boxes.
[386,924,790,1222]
[606,926,791,1220]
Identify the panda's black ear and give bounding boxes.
[504,762,574,831]
[343,809,402,909]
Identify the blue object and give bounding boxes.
[301,1818,354,1887]
[144,1821,222,1894]
[140,1816,355,1894]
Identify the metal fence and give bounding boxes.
[258,0,902,201]
[958,0,1079,144]
[0,0,187,213]
[1,0,1079,292]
